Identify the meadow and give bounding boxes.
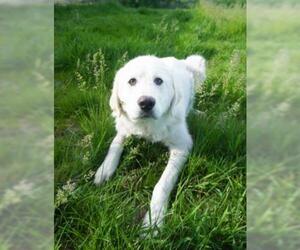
[54,1,246,249]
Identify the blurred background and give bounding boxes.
[54,0,245,7]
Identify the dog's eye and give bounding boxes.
[154,77,163,85]
[128,78,137,86]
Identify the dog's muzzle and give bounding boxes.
[137,96,156,119]
[138,96,155,112]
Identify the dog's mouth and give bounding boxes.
[139,111,156,119]
[123,110,157,122]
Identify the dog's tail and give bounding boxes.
[184,55,206,86]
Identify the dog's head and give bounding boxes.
[110,55,206,122]
[110,56,175,121]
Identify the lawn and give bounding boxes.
[54,1,246,249]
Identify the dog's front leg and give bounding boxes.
[143,146,190,231]
[94,133,125,185]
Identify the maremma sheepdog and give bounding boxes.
[94,55,206,233]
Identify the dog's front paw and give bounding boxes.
[94,163,113,185]
[141,208,165,237]
[141,212,159,238]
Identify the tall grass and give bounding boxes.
[55,2,246,249]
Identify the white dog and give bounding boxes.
[94,55,206,231]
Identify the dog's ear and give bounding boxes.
[109,70,122,117]
[184,55,206,87]
[170,70,190,121]
[170,55,206,120]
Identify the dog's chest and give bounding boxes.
[135,122,169,142]
[118,117,172,143]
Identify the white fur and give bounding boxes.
[94,55,206,232]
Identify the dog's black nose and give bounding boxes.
[138,96,155,112]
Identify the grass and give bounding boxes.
[55,1,246,249]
